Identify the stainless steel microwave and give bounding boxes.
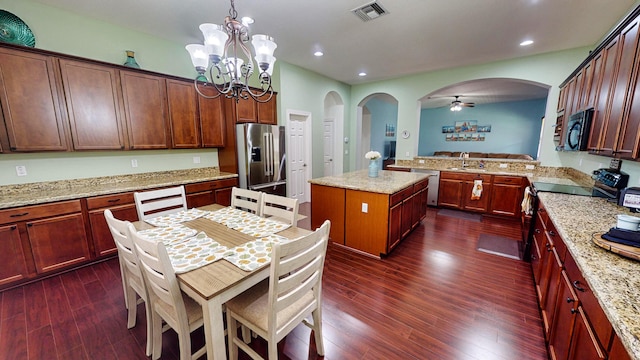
[564,108,594,151]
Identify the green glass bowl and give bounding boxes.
[0,10,35,47]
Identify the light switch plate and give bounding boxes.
[16,165,27,176]
[499,163,508,168]
[361,203,368,213]
[193,156,201,164]
[419,159,425,164]
[131,159,138,168]
[525,165,535,170]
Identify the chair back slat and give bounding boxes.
[260,193,299,226]
[104,210,146,293]
[134,186,187,220]
[230,187,263,214]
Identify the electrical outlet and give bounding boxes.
[499,163,508,168]
[419,159,425,164]
[193,156,201,164]
[361,203,368,213]
[525,165,535,170]
[131,159,138,168]
[15,165,27,176]
[405,151,410,157]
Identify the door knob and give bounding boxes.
[303,163,307,167]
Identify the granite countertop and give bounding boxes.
[0,167,238,210]
[308,169,430,194]
[538,192,640,359]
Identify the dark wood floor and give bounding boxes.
[0,204,548,360]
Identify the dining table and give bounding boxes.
[135,203,311,360]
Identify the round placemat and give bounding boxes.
[0,10,35,47]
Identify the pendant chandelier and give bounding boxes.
[185,0,277,103]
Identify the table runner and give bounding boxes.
[144,208,209,227]
[166,232,228,274]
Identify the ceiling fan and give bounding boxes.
[450,96,475,111]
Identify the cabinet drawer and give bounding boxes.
[213,178,238,188]
[185,178,239,193]
[390,186,414,206]
[86,192,134,209]
[493,175,523,185]
[439,171,467,181]
[546,220,567,262]
[0,200,82,224]
[564,253,613,348]
[414,178,429,192]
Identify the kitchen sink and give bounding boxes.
[447,167,487,172]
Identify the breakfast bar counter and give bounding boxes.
[309,170,430,257]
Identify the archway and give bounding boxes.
[323,91,345,175]
[356,93,399,170]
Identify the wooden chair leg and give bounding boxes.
[178,328,191,360]
[143,300,153,357]
[125,287,137,329]
[151,310,163,360]
[311,309,325,356]
[227,312,239,360]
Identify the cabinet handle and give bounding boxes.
[570,308,578,314]
[549,230,557,236]
[107,199,121,203]
[27,223,32,227]
[10,225,16,230]
[545,243,552,251]
[10,212,29,217]
[535,228,541,234]
[572,280,586,292]
[566,297,575,303]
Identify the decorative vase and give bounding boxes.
[123,50,140,69]
[368,159,379,178]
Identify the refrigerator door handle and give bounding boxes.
[263,132,274,176]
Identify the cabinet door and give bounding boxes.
[235,96,258,123]
[587,52,606,151]
[548,271,579,360]
[401,193,416,238]
[88,204,138,257]
[564,77,578,117]
[0,48,68,151]
[198,86,226,147]
[187,191,215,208]
[59,59,126,150]
[257,94,277,124]
[609,334,632,360]
[0,224,31,286]
[541,248,562,339]
[567,307,606,360]
[589,35,621,153]
[557,85,567,112]
[387,202,402,253]
[166,79,200,148]
[489,183,523,217]
[214,187,233,206]
[531,225,544,289]
[462,180,491,212]
[603,19,640,157]
[438,178,463,209]
[27,213,91,274]
[120,71,169,149]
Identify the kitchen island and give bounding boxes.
[309,169,430,257]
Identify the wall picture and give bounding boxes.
[442,125,455,133]
[478,125,491,133]
[455,120,477,133]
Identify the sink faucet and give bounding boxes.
[460,152,469,167]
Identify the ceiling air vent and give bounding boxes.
[352,1,388,22]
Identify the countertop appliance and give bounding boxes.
[236,124,287,196]
[563,108,593,151]
[412,169,440,206]
[592,167,629,201]
[618,187,640,212]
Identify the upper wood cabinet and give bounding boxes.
[197,85,226,147]
[59,59,127,150]
[0,47,68,152]
[166,78,200,148]
[587,51,606,152]
[257,93,277,124]
[120,70,170,149]
[229,92,277,124]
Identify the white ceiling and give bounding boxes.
[31,0,638,105]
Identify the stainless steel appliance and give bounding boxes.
[563,108,593,151]
[618,187,640,213]
[412,169,440,206]
[236,124,286,196]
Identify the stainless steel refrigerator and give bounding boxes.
[236,123,286,196]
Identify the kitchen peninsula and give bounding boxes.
[309,169,430,257]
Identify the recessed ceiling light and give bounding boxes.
[314,51,324,57]
[520,40,534,46]
[359,72,367,77]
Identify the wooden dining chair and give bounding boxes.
[134,185,187,221]
[104,209,154,356]
[230,187,263,214]
[127,223,206,360]
[225,220,331,360]
[260,193,299,226]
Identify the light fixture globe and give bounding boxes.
[185,0,276,103]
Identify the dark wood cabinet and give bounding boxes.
[120,71,170,149]
[257,94,277,124]
[166,79,200,148]
[587,51,606,152]
[609,333,632,360]
[462,175,491,213]
[86,192,138,257]
[58,59,127,150]
[232,93,277,124]
[0,47,68,152]
[0,224,31,287]
[400,192,416,238]
[387,202,402,253]
[438,172,464,209]
[489,176,524,217]
[567,307,607,360]
[601,19,640,157]
[548,271,579,360]
[197,85,226,147]
[541,247,562,339]
[184,178,239,208]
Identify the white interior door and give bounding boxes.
[287,110,311,203]
[323,118,335,176]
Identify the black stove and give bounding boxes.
[531,182,594,197]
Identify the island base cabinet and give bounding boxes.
[0,224,32,286]
[345,190,390,256]
[311,184,346,245]
[28,213,91,274]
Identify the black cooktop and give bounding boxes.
[532,182,594,196]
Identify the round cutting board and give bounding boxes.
[593,232,640,261]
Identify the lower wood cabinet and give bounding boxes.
[86,192,138,257]
[0,224,31,286]
[184,178,238,208]
[489,176,525,217]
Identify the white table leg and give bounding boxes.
[203,297,227,360]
